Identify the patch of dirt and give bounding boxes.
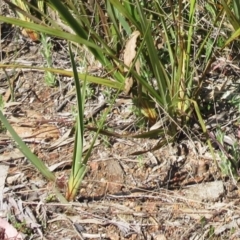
[2,3,240,240]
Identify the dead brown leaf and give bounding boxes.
[123,30,140,71]
[123,31,141,94]
[7,110,59,142]
[124,77,134,95]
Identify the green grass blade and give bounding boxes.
[108,0,140,29]
[0,64,123,89]
[221,0,240,30]
[223,27,240,48]
[233,0,240,22]
[135,1,170,109]
[185,0,196,90]
[47,0,111,65]
[192,100,219,170]
[66,43,85,201]
[0,16,99,49]
[70,44,84,174]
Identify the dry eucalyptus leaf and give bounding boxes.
[7,123,59,142]
[123,31,141,94]
[123,30,140,71]
[124,77,134,95]
[135,58,141,75]
[0,149,24,161]
[0,165,9,193]
[7,110,59,142]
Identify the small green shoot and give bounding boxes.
[0,94,4,110]
[137,155,144,168]
[216,127,239,177]
[208,225,215,238]
[40,33,56,86]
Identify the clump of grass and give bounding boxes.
[1,0,240,199]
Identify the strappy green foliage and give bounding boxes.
[1,0,240,200]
